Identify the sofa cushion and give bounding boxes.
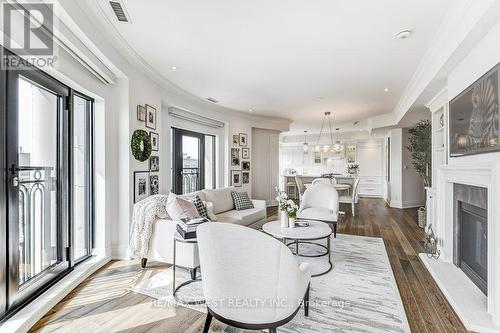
[216,207,266,227]
[180,190,206,202]
[205,201,218,221]
[202,187,235,214]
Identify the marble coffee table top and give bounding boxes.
[263,220,332,240]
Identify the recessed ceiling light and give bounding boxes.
[249,109,253,112]
[384,88,391,92]
[171,66,177,70]
[396,29,412,40]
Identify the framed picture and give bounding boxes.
[314,151,321,164]
[145,104,157,130]
[449,65,500,156]
[239,133,248,146]
[231,147,240,166]
[149,155,159,172]
[134,171,150,203]
[242,148,250,159]
[150,175,159,195]
[232,134,239,145]
[150,132,159,151]
[242,172,250,184]
[231,170,242,187]
[242,161,250,171]
[137,105,146,122]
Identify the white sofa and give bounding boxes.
[143,186,267,277]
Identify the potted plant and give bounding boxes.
[406,120,432,187]
[287,201,299,228]
[406,120,432,228]
[275,188,290,228]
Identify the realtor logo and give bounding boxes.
[2,2,57,69]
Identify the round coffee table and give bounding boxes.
[262,220,333,277]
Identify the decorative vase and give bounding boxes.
[289,217,296,228]
[280,210,289,228]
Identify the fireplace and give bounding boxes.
[453,184,488,295]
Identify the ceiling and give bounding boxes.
[97,0,453,126]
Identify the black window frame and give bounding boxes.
[0,48,95,321]
[69,91,95,265]
[171,127,216,194]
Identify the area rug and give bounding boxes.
[131,234,410,333]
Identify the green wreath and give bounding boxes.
[131,129,152,162]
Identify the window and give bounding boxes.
[72,93,94,263]
[0,49,95,320]
[171,128,216,194]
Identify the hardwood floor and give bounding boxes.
[30,198,468,333]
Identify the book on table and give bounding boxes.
[176,217,210,239]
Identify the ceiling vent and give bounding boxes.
[109,1,130,22]
[206,97,219,104]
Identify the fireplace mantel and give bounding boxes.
[420,163,500,332]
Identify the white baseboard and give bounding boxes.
[111,245,130,260]
[401,200,425,209]
[390,200,403,208]
[0,256,110,333]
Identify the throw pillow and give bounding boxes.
[166,193,200,220]
[231,191,254,211]
[190,195,209,219]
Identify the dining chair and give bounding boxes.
[295,176,306,202]
[339,178,361,216]
[311,178,331,186]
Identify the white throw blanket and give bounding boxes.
[129,194,169,259]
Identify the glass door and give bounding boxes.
[172,128,216,194]
[6,66,70,310]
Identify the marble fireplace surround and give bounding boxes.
[420,163,500,332]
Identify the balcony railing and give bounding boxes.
[18,166,56,285]
[181,168,199,194]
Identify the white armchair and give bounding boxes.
[297,183,339,237]
[197,223,311,333]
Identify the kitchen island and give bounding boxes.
[282,174,357,198]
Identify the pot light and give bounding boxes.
[396,29,412,40]
[171,66,177,70]
[249,109,253,112]
[384,88,390,92]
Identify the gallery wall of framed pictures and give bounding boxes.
[230,132,251,187]
[134,103,161,202]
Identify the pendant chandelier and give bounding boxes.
[302,130,309,152]
[315,112,343,153]
[332,128,344,152]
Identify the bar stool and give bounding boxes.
[286,181,297,199]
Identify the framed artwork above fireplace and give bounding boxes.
[449,64,500,156]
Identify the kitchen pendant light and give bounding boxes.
[303,130,309,152]
[315,111,333,152]
[332,128,344,152]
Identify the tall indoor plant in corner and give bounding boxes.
[406,120,432,187]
